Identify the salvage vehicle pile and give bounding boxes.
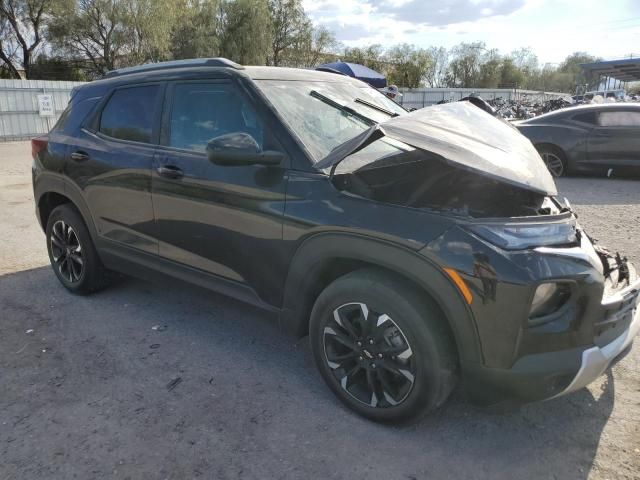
[487,97,573,119]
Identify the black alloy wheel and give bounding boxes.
[310,269,457,423]
[50,220,84,283]
[46,204,109,294]
[323,302,416,408]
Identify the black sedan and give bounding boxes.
[516,103,640,177]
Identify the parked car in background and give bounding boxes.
[31,59,640,423]
[516,103,640,177]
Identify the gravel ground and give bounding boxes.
[1,141,639,480]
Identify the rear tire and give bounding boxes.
[45,204,109,294]
[537,145,568,177]
[309,269,457,423]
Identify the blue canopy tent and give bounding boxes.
[316,61,386,88]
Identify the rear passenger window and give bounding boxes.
[168,83,264,152]
[100,85,160,143]
[599,111,640,127]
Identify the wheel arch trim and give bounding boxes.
[35,172,99,241]
[280,232,483,365]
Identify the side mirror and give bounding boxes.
[206,132,283,167]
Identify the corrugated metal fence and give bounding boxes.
[398,88,569,109]
[0,79,85,142]
[0,80,569,142]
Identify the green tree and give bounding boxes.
[499,57,525,88]
[424,46,447,87]
[48,0,176,76]
[218,0,271,65]
[445,42,485,87]
[385,43,431,88]
[170,0,220,60]
[558,51,599,89]
[49,0,132,75]
[477,57,501,87]
[0,0,56,78]
[288,24,336,67]
[268,0,309,66]
[342,44,385,73]
[123,0,178,64]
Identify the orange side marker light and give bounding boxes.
[443,268,473,305]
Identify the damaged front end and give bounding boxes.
[312,100,640,405]
[319,101,560,220]
[316,102,564,223]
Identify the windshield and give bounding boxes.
[255,80,406,161]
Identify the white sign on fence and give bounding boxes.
[37,94,55,117]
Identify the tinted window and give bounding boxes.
[100,85,160,143]
[168,83,263,152]
[53,97,100,134]
[52,104,72,132]
[599,111,640,127]
[572,112,597,125]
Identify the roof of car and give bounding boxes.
[241,66,365,84]
[73,59,369,99]
[519,102,640,124]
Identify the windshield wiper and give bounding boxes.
[355,97,400,117]
[310,90,376,126]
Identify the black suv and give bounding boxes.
[31,58,640,423]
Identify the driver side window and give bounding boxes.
[168,82,264,152]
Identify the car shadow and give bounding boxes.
[0,266,619,479]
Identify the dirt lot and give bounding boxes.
[1,141,639,480]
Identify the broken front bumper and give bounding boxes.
[552,276,640,398]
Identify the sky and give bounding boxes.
[303,0,640,64]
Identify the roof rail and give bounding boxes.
[103,58,244,79]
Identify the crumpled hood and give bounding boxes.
[316,102,557,196]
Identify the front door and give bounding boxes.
[151,80,288,304]
[587,109,640,169]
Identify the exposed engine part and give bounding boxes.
[333,153,558,219]
[593,243,631,291]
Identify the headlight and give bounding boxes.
[467,218,577,250]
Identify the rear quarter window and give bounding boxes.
[52,97,100,134]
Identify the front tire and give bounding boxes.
[309,269,457,423]
[46,204,108,294]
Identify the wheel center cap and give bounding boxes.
[362,349,374,359]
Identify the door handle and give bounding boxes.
[157,165,184,179]
[70,151,89,161]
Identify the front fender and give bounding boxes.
[280,232,483,365]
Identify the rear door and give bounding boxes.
[150,80,288,304]
[66,83,164,255]
[587,109,640,168]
